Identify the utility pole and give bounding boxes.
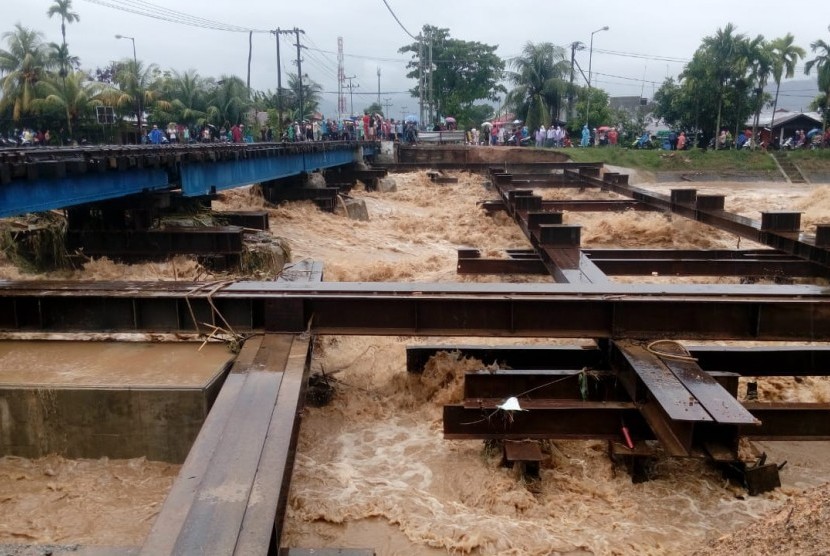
[272,28,294,135]
[246,31,253,95]
[383,97,393,118]
[294,27,306,122]
[377,67,381,108]
[568,41,584,125]
[428,34,434,125]
[345,76,358,116]
[418,35,424,128]
[337,37,346,121]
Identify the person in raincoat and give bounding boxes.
[581,124,590,147]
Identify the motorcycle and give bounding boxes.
[632,132,652,149]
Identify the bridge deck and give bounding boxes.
[0,142,377,217]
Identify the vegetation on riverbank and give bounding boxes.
[561,147,830,173]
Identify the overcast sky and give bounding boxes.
[5,0,828,118]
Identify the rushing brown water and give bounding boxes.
[1,167,830,553]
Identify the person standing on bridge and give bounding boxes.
[149,125,164,145]
[231,123,243,143]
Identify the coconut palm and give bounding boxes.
[207,75,251,126]
[283,73,321,122]
[106,58,164,138]
[744,35,772,148]
[46,0,79,77]
[504,42,570,132]
[769,34,806,130]
[32,70,102,138]
[0,24,49,124]
[48,42,79,76]
[155,69,210,126]
[703,24,747,148]
[805,27,830,140]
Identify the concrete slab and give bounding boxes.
[0,341,234,463]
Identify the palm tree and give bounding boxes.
[504,42,569,132]
[46,0,79,77]
[207,75,251,126]
[107,58,163,139]
[0,24,49,124]
[48,42,79,76]
[769,33,806,130]
[32,70,102,138]
[284,73,321,122]
[805,27,830,141]
[744,35,772,148]
[703,24,747,149]
[158,69,210,126]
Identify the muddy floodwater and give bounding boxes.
[1,166,830,554]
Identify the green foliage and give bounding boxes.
[504,42,570,131]
[653,24,768,144]
[399,25,504,125]
[0,24,50,123]
[563,146,779,172]
[282,72,320,122]
[364,101,383,117]
[805,28,830,130]
[573,87,612,130]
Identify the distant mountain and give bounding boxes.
[766,79,819,112]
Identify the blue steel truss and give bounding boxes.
[180,146,357,196]
[0,143,374,217]
[0,169,170,218]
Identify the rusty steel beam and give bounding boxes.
[481,199,652,213]
[215,210,270,230]
[689,346,830,376]
[443,403,652,440]
[576,174,830,269]
[741,403,830,440]
[2,281,830,340]
[591,257,823,277]
[406,344,830,378]
[611,342,706,456]
[406,345,603,373]
[458,249,823,277]
[65,226,245,257]
[462,369,626,401]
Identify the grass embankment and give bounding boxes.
[786,149,830,171]
[563,148,780,173]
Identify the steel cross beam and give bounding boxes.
[577,170,830,269]
[2,281,830,341]
[456,248,827,277]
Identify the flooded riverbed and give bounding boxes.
[1,166,829,554]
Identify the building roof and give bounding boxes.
[749,109,823,128]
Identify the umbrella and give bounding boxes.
[598,126,611,132]
[807,128,822,138]
[512,119,523,125]
[445,116,456,124]
[481,121,493,129]
[404,114,419,123]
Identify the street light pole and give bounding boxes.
[115,34,142,143]
[585,25,609,129]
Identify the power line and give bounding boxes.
[380,0,418,41]
[80,0,269,33]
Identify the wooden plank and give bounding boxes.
[235,335,310,554]
[139,337,263,555]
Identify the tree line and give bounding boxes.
[1,2,828,146]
